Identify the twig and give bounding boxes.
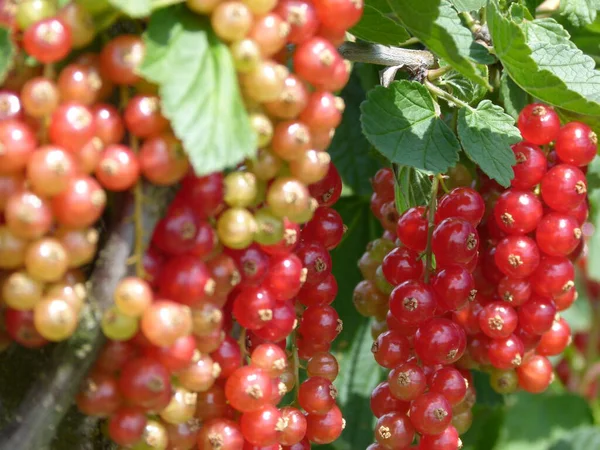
[423,177,440,283]
[0,184,174,450]
[338,42,435,71]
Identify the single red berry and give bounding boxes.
[298,305,341,343]
[372,330,411,369]
[396,207,428,252]
[302,207,345,250]
[76,372,121,417]
[225,366,272,412]
[279,406,308,446]
[418,425,461,450]
[517,103,560,145]
[497,277,531,306]
[308,162,342,207]
[536,317,571,356]
[389,280,437,326]
[530,255,575,298]
[313,0,363,33]
[305,405,345,444]
[516,354,553,393]
[295,240,332,286]
[262,254,304,301]
[374,412,415,449]
[409,392,452,435]
[298,376,337,414]
[479,301,518,339]
[555,122,597,167]
[233,287,275,330]
[381,246,424,286]
[536,213,582,256]
[414,318,466,366]
[493,190,543,235]
[436,187,485,226]
[494,236,540,279]
[253,300,296,342]
[487,334,524,369]
[540,164,587,213]
[432,217,479,267]
[510,141,547,189]
[296,273,338,307]
[240,404,283,446]
[274,0,318,44]
[23,18,72,63]
[518,295,557,335]
[387,361,427,402]
[108,407,147,446]
[370,381,409,417]
[118,357,172,411]
[96,144,140,191]
[158,255,214,306]
[429,367,467,406]
[432,266,476,311]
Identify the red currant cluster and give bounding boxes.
[355,103,595,449]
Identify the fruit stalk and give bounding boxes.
[0,184,173,450]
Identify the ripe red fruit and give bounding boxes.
[414,318,466,365]
[0,119,37,174]
[99,34,145,85]
[510,141,547,189]
[537,317,571,356]
[302,207,345,250]
[197,419,244,450]
[432,266,475,311]
[517,103,560,145]
[305,405,345,444]
[124,94,169,138]
[370,381,409,417]
[516,354,553,393]
[375,412,415,449]
[23,18,72,63]
[487,334,524,369]
[52,176,106,228]
[432,217,479,267]
[397,206,428,252]
[409,392,452,435]
[274,0,318,44]
[48,102,95,153]
[555,122,597,167]
[382,246,424,286]
[309,163,342,207]
[118,357,172,410]
[479,301,518,339]
[240,404,283,446]
[387,361,427,401]
[225,366,272,412]
[233,287,275,330]
[493,190,543,235]
[429,367,467,406]
[298,376,337,414]
[518,296,557,335]
[296,273,338,306]
[108,407,147,446]
[389,280,437,326]
[262,254,304,301]
[298,304,341,343]
[313,0,363,33]
[96,144,140,191]
[295,240,332,285]
[436,187,485,226]
[494,236,540,279]
[536,213,582,256]
[76,372,121,417]
[419,425,461,450]
[540,164,587,213]
[294,37,341,88]
[372,330,411,369]
[531,256,575,298]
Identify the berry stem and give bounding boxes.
[424,80,471,110]
[119,86,145,278]
[427,65,452,82]
[291,330,301,406]
[423,176,440,283]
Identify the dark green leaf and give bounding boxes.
[0,27,15,84]
[585,157,600,281]
[559,0,600,28]
[495,392,593,450]
[139,6,256,176]
[499,71,529,119]
[457,100,519,186]
[329,197,384,450]
[550,426,600,449]
[556,108,600,136]
[366,0,394,14]
[329,71,382,197]
[461,405,505,450]
[487,1,600,116]
[388,0,492,87]
[350,5,411,46]
[451,0,486,12]
[360,80,461,173]
[524,0,545,15]
[393,165,432,213]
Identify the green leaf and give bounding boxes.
[461,405,505,450]
[77,0,121,30]
[107,0,152,17]
[350,5,411,46]
[139,6,256,176]
[586,157,600,281]
[388,0,492,88]
[393,165,432,213]
[524,0,545,15]
[0,27,15,84]
[499,71,529,119]
[329,197,384,450]
[487,1,600,116]
[329,71,382,197]
[451,0,486,12]
[560,0,600,28]
[438,66,488,105]
[360,80,461,174]
[457,100,519,186]
[495,392,594,450]
[556,108,600,136]
[550,426,600,449]
[366,0,394,14]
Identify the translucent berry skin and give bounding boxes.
[541,164,587,213]
[225,366,272,412]
[535,213,582,256]
[372,330,411,369]
[494,236,540,279]
[397,207,428,252]
[48,102,95,153]
[298,376,337,414]
[108,407,147,446]
[487,334,524,370]
[537,317,571,356]
[370,381,409,417]
[305,405,344,444]
[432,217,479,267]
[493,190,543,235]
[240,404,282,446]
[118,357,172,411]
[23,18,72,63]
[497,277,531,306]
[0,119,37,174]
[432,266,475,311]
[302,207,344,250]
[429,367,467,406]
[274,0,318,44]
[309,162,342,207]
[253,300,296,342]
[510,142,547,189]
[313,0,363,34]
[297,273,338,307]
[375,412,415,449]
[157,255,213,306]
[435,187,485,226]
[419,425,461,450]
[409,392,452,435]
[414,318,466,365]
[233,287,275,330]
[555,122,597,167]
[52,176,106,228]
[530,256,574,298]
[517,103,561,145]
[479,301,518,339]
[294,37,340,87]
[516,354,553,393]
[298,305,341,343]
[389,280,437,326]
[387,361,427,401]
[197,419,244,450]
[381,246,424,286]
[295,241,332,286]
[96,144,140,192]
[518,296,557,335]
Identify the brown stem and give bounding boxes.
[0,183,174,450]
